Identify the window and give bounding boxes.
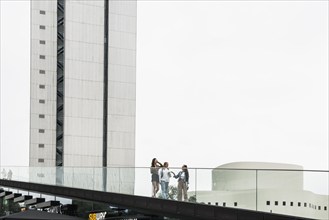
[39,85,45,89]
[290,202,293,206]
[40,40,46,44]
[282,201,286,206]
[39,70,45,74]
[234,202,237,207]
[39,129,45,133]
[207,202,211,205]
[38,144,44,148]
[215,202,218,206]
[324,206,327,211]
[318,206,321,210]
[38,158,44,163]
[222,202,226,207]
[39,55,45,59]
[298,202,301,207]
[266,201,270,206]
[275,201,278,206]
[39,114,45,118]
[39,25,46,30]
[304,203,307,207]
[40,10,46,15]
[39,99,45,104]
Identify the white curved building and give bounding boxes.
[190,162,328,219]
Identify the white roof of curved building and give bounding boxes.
[215,162,303,170]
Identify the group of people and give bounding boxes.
[150,158,189,201]
[1,168,13,180]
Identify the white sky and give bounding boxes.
[0,1,328,172]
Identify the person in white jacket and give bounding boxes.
[158,162,171,199]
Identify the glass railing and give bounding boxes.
[0,166,328,219]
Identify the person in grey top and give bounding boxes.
[150,158,163,197]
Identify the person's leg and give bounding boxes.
[152,181,157,197]
[164,182,169,199]
[177,181,183,201]
[156,182,160,194]
[182,182,188,201]
[160,181,166,199]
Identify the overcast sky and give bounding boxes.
[0,1,328,173]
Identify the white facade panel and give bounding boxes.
[65,60,103,82]
[65,79,103,100]
[108,98,135,116]
[64,136,103,157]
[64,98,103,119]
[108,132,135,150]
[31,9,56,26]
[108,115,135,133]
[64,117,103,138]
[31,0,57,11]
[108,65,136,83]
[108,82,136,100]
[30,129,56,145]
[109,14,136,33]
[107,148,134,167]
[30,70,57,86]
[30,114,56,129]
[30,83,56,101]
[108,47,136,67]
[66,2,104,25]
[109,31,136,50]
[64,155,103,167]
[109,0,137,17]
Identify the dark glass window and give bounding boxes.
[324,206,327,211]
[266,201,270,205]
[298,202,301,207]
[223,202,226,207]
[40,10,46,15]
[39,114,45,118]
[39,25,46,30]
[39,55,45,59]
[290,202,293,206]
[215,202,218,206]
[275,201,278,206]
[39,129,45,133]
[39,99,45,104]
[39,85,45,89]
[39,70,45,74]
[234,202,237,207]
[38,158,44,163]
[40,40,46,44]
[282,201,286,206]
[304,203,307,207]
[38,144,44,148]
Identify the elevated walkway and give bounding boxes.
[0,179,313,220]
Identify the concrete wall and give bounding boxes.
[30,0,57,167]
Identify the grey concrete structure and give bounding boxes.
[29,0,136,172]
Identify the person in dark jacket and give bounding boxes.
[173,165,189,201]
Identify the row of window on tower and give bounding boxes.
[38,9,46,164]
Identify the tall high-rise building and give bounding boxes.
[29,0,136,173]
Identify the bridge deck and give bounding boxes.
[0,179,313,220]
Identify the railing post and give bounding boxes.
[256,169,258,211]
[195,168,197,202]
